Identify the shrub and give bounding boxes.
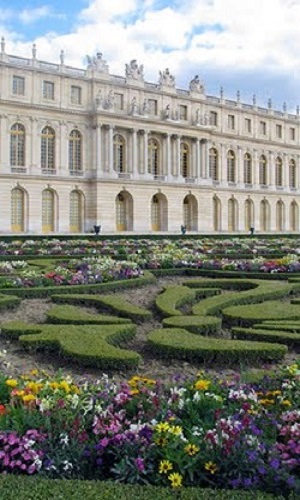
[222,300,300,327]
[46,305,132,325]
[232,326,300,347]
[155,285,197,317]
[162,315,222,336]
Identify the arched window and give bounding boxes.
[290,201,298,231]
[227,150,236,182]
[113,134,125,173]
[244,152,252,184]
[228,197,238,231]
[70,190,83,232]
[260,199,270,231]
[209,148,219,181]
[148,139,159,175]
[245,198,254,231]
[11,187,25,232]
[275,157,283,187]
[259,155,267,185]
[289,159,296,188]
[213,196,221,231]
[10,123,25,166]
[180,143,190,178]
[42,189,55,233]
[276,200,284,231]
[41,126,55,171]
[69,130,82,173]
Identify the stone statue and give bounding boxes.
[159,68,175,87]
[189,75,204,93]
[195,108,201,125]
[105,90,114,110]
[87,52,109,73]
[125,59,144,81]
[131,96,138,114]
[164,104,171,119]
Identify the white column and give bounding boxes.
[196,139,201,178]
[96,124,102,174]
[192,139,197,178]
[269,151,275,187]
[282,153,288,189]
[0,114,9,171]
[108,125,114,172]
[29,117,38,169]
[175,135,181,177]
[165,133,171,177]
[143,130,148,174]
[132,128,137,176]
[221,143,227,183]
[237,146,243,184]
[253,149,258,186]
[59,120,67,174]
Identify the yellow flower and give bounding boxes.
[128,376,140,387]
[25,382,43,394]
[30,369,39,376]
[154,436,167,447]
[22,394,36,403]
[194,379,211,391]
[59,381,71,393]
[130,389,140,396]
[184,443,200,456]
[168,425,182,436]
[281,399,292,407]
[6,379,18,388]
[159,460,173,474]
[205,461,218,474]
[168,472,183,488]
[49,382,59,390]
[15,390,25,397]
[155,422,170,433]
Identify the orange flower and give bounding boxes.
[0,405,6,416]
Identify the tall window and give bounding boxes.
[244,153,252,184]
[210,111,218,126]
[41,126,55,171]
[227,150,236,182]
[276,124,282,139]
[43,81,54,100]
[259,121,267,135]
[259,155,267,185]
[289,159,296,188]
[42,189,55,233]
[113,134,125,173]
[245,118,252,133]
[70,190,83,232]
[114,93,124,110]
[245,199,254,231]
[179,105,187,121]
[69,130,82,173]
[10,123,25,166]
[12,76,25,96]
[290,127,295,141]
[228,198,238,231]
[148,139,159,175]
[260,199,270,231]
[290,201,298,231]
[180,143,189,177]
[228,115,235,130]
[276,200,284,231]
[71,86,82,105]
[209,148,219,181]
[275,157,283,187]
[11,188,25,232]
[148,99,157,116]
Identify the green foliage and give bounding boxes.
[232,326,300,347]
[0,321,140,370]
[162,315,221,336]
[223,300,300,327]
[50,294,152,322]
[46,305,132,325]
[0,293,21,310]
[155,285,197,316]
[147,328,287,365]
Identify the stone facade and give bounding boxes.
[0,39,299,234]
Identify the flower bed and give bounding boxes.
[0,362,298,496]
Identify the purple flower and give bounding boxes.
[135,457,145,472]
[269,458,280,470]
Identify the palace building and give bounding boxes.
[0,38,299,234]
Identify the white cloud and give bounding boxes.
[18,6,52,25]
[3,0,300,106]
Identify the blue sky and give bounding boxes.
[1,0,300,112]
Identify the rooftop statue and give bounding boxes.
[86,52,109,73]
[159,68,175,87]
[125,59,144,81]
[189,75,205,93]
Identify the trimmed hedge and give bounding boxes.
[222,300,300,327]
[46,305,132,325]
[147,328,287,365]
[0,293,21,310]
[183,278,258,290]
[253,321,300,332]
[155,285,197,317]
[162,315,222,336]
[0,271,156,298]
[0,476,279,500]
[50,294,152,322]
[192,281,299,317]
[232,326,300,347]
[0,322,140,370]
